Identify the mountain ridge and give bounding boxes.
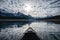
[0,9,33,19]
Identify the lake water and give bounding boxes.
[0,21,60,40]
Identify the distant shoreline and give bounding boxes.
[0,19,60,21]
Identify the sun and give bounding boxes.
[23,3,32,13]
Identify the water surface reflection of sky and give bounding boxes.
[0,21,60,40]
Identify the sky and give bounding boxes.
[0,0,60,18]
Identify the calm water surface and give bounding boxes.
[0,21,60,40]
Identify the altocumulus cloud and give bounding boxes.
[0,0,60,18]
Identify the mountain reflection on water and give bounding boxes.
[0,21,60,40]
[0,21,31,29]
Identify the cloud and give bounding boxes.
[0,0,60,18]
